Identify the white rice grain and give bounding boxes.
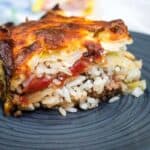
[109,96,120,103]
[93,77,105,94]
[68,88,77,97]
[87,97,98,105]
[79,103,89,110]
[66,107,78,113]
[88,65,103,76]
[62,87,71,102]
[66,76,86,87]
[87,97,99,109]
[59,107,67,116]
[80,80,93,91]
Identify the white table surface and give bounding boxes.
[93,0,150,35]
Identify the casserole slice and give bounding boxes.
[0,11,146,116]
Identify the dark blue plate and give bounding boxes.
[0,32,150,150]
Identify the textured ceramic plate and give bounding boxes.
[0,32,150,150]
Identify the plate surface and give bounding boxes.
[0,32,150,150]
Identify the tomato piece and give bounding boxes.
[70,42,104,76]
[23,77,52,93]
[70,58,89,76]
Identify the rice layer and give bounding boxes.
[16,65,121,116]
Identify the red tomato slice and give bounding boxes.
[70,58,89,76]
[23,77,52,93]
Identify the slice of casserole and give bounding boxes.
[0,11,146,116]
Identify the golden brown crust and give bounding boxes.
[1,11,132,75]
